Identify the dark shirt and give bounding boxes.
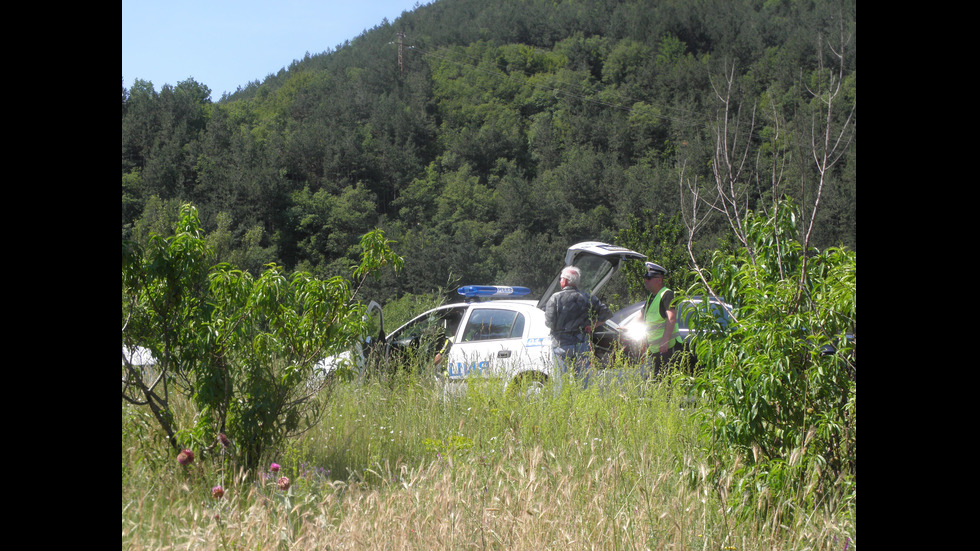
[544,288,612,347]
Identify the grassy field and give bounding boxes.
[121,370,855,550]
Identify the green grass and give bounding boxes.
[122,368,855,550]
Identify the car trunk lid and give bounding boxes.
[536,242,647,309]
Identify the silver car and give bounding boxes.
[598,295,734,361]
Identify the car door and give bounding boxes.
[383,304,468,366]
[444,304,530,380]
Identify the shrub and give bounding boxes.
[122,204,403,471]
[687,200,855,503]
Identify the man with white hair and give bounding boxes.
[543,265,612,385]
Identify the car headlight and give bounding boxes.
[623,320,646,344]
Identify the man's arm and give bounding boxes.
[544,295,556,329]
[590,294,612,326]
[660,308,677,354]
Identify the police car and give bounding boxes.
[317,241,648,394]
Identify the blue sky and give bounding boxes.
[122,1,429,99]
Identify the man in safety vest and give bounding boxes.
[640,262,684,379]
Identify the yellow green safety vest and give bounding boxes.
[645,287,682,351]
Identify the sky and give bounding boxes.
[122,0,429,99]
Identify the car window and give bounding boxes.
[679,300,732,331]
[461,309,525,342]
[571,254,616,295]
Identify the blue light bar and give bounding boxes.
[457,285,531,298]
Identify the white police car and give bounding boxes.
[318,241,648,394]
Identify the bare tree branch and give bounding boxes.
[707,61,758,255]
[795,24,855,306]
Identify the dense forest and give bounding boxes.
[122,0,855,307]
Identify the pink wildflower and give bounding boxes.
[277,476,291,491]
[177,449,194,466]
[211,486,224,499]
[270,463,281,473]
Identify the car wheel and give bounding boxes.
[507,372,547,400]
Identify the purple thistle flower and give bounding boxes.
[277,476,291,491]
[270,462,281,473]
[177,449,194,466]
[211,486,224,499]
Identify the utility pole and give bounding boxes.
[396,32,405,75]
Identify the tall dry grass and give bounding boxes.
[122,370,855,550]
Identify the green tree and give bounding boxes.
[122,0,855,299]
[122,168,144,233]
[206,211,276,275]
[122,79,161,174]
[288,183,379,276]
[122,205,402,470]
[124,78,213,201]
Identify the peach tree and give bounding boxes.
[686,200,855,502]
[122,205,402,470]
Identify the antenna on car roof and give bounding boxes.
[457,285,531,301]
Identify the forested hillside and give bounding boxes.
[122,0,855,306]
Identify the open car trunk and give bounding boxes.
[536,242,647,310]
